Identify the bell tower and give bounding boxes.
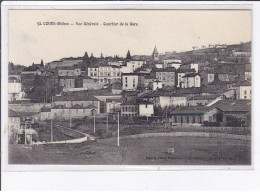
[152,46,159,61]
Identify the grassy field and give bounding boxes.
[46,119,250,141]
[9,136,251,165]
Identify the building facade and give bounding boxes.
[182,73,201,88]
[122,73,139,91]
[139,103,154,116]
[154,68,176,87]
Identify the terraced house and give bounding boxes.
[52,94,100,115]
[87,64,121,84]
[153,67,176,87]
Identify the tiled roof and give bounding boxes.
[154,67,176,72]
[52,104,67,109]
[112,82,122,90]
[85,104,97,109]
[177,68,196,73]
[239,80,251,87]
[8,109,20,117]
[212,100,251,112]
[122,73,138,76]
[121,101,138,106]
[71,104,84,109]
[170,106,212,115]
[106,98,122,103]
[207,80,235,85]
[182,73,199,78]
[58,76,76,79]
[41,106,51,112]
[53,95,99,102]
[8,77,20,83]
[63,88,115,97]
[188,94,224,101]
[176,87,201,94]
[57,66,80,70]
[144,75,156,79]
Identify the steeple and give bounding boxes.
[40,59,44,67]
[152,45,159,61]
[153,46,158,55]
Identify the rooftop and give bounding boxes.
[57,66,80,70]
[170,106,212,115]
[239,80,251,87]
[122,73,139,76]
[188,94,224,101]
[212,100,251,112]
[153,67,176,72]
[182,73,199,78]
[41,106,51,112]
[177,68,196,73]
[8,109,20,117]
[53,94,99,102]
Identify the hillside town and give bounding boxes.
[8,42,251,146]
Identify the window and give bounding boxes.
[244,90,247,95]
[209,116,212,122]
[187,116,189,123]
[125,84,128,88]
[199,116,202,124]
[145,104,148,108]
[192,116,195,123]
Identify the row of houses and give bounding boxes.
[169,100,251,127]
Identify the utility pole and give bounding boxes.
[24,121,27,145]
[69,108,72,128]
[117,112,120,147]
[51,119,53,142]
[94,116,96,134]
[106,113,109,133]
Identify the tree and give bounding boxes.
[83,52,89,62]
[126,50,132,60]
[27,74,46,102]
[8,62,15,71]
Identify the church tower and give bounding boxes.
[152,46,159,61]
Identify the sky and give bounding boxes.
[9,10,251,66]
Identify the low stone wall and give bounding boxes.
[115,132,251,141]
[9,103,51,112]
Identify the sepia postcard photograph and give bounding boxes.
[3,6,252,169]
